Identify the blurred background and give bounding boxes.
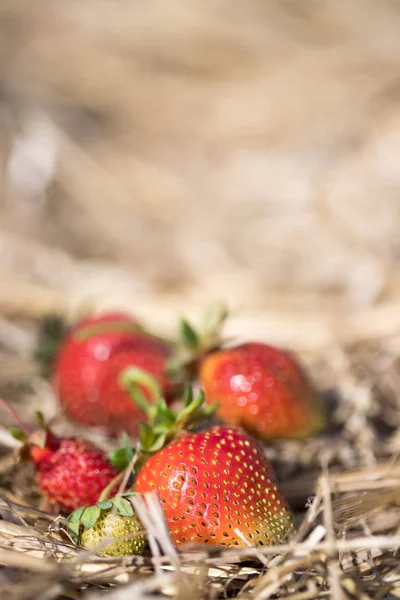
[1,0,400,352]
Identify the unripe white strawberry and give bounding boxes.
[68,494,146,557]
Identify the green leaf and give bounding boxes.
[68,520,81,541]
[179,318,200,352]
[152,424,170,435]
[156,397,168,413]
[69,506,87,523]
[34,314,67,379]
[148,431,167,452]
[176,391,204,425]
[67,505,87,541]
[123,432,134,462]
[113,496,134,517]
[139,422,157,451]
[9,428,28,442]
[156,399,176,426]
[80,506,101,530]
[183,386,193,408]
[108,432,135,470]
[34,411,46,429]
[120,492,137,499]
[97,500,113,510]
[203,401,219,416]
[109,448,131,471]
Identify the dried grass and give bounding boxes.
[2,453,400,600]
[2,0,400,313]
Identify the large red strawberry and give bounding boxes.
[199,342,325,440]
[134,425,295,547]
[51,312,179,436]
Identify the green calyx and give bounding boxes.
[109,369,218,471]
[178,302,229,357]
[34,314,67,378]
[109,432,135,471]
[67,493,138,542]
[122,368,218,452]
[176,302,232,382]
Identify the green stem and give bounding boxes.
[119,367,162,422]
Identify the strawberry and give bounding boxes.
[28,434,120,512]
[1,400,120,512]
[91,347,175,436]
[133,425,295,547]
[68,494,146,557]
[50,311,179,436]
[199,342,325,440]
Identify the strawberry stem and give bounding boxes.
[119,368,219,455]
[119,367,162,421]
[0,397,33,436]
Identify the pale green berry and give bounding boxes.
[80,509,145,557]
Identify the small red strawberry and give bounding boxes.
[28,434,119,512]
[134,425,295,547]
[199,342,325,440]
[50,311,179,436]
[0,400,120,512]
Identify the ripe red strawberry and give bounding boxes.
[0,399,120,514]
[52,312,178,435]
[134,425,295,547]
[199,343,325,440]
[28,433,119,512]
